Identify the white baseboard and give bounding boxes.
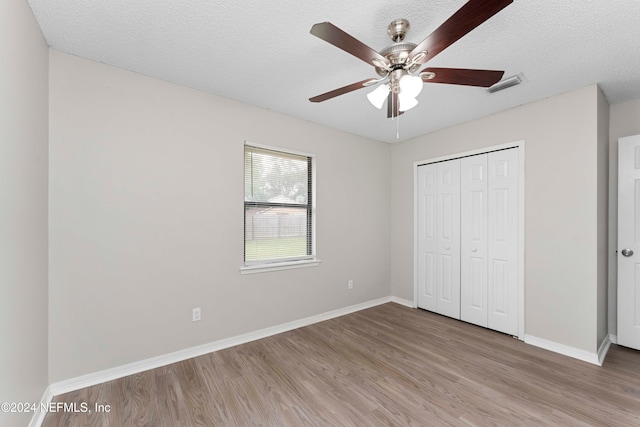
[28,386,53,427]
[49,296,393,396]
[390,296,414,308]
[597,334,612,365]
[610,334,618,344]
[524,335,603,366]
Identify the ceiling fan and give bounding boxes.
[309,0,513,118]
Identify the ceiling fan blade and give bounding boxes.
[311,22,390,68]
[409,0,512,64]
[420,67,504,87]
[309,78,376,103]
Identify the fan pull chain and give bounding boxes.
[396,94,400,139]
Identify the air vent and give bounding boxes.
[486,73,525,94]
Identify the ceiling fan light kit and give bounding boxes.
[309,0,513,120]
[367,71,423,112]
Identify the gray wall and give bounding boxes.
[48,50,391,382]
[608,98,640,338]
[390,85,606,353]
[0,0,49,425]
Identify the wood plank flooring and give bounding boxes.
[42,303,640,426]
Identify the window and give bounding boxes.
[243,144,315,267]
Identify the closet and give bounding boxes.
[417,148,519,336]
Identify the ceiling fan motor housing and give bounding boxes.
[373,19,424,77]
[376,41,419,76]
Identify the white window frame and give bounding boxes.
[240,142,320,274]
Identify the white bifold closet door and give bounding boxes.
[417,159,460,318]
[460,154,488,327]
[460,149,519,335]
[418,148,518,336]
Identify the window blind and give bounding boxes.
[244,145,313,264]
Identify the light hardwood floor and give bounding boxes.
[42,303,640,426]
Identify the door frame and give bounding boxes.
[413,140,526,341]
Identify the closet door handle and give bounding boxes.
[471,248,478,252]
[444,246,451,251]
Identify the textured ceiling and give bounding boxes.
[27,0,640,143]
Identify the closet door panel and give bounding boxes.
[436,160,461,319]
[487,149,519,335]
[417,164,437,311]
[460,154,488,327]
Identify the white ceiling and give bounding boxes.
[27,0,640,143]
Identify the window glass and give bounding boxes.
[244,145,313,264]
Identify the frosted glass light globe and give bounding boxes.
[398,93,418,112]
[399,74,423,98]
[367,84,390,109]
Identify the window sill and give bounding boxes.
[239,259,321,275]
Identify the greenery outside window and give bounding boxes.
[244,144,315,266]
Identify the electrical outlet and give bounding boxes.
[348,280,353,290]
[192,307,201,322]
